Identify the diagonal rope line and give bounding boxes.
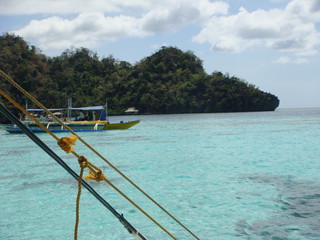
[0,102,148,240]
[0,70,201,240]
[0,87,176,239]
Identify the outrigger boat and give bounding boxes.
[0,70,201,240]
[5,100,140,133]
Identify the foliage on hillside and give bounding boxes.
[0,33,279,121]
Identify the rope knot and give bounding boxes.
[78,156,88,169]
[57,136,78,153]
[85,170,106,182]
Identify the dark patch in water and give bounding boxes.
[12,177,73,190]
[0,173,35,180]
[236,175,320,239]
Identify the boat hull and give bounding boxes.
[68,120,140,130]
[5,120,140,133]
[6,121,105,133]
[103,120,140,130]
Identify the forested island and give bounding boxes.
[0,33,279,122]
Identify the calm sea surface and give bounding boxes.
[0,108,320,240]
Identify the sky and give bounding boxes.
[1,0,320,108]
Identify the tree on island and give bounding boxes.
[0,33,279,122]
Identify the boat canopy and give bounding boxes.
[27,106,105,111]
[27,108,65,112]
[68,106,105,111]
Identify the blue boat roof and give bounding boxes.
[27,106,105,111]
[69,106,105,111]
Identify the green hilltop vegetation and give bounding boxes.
[0,33,279,120]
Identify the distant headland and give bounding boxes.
[0,33,279,121]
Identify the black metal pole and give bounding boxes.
[0,103,147,240]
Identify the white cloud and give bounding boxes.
[193,7,284,52]
[273,56,309,64]
[0,0,227,15]
[0,0,142,15]
[5,0,320,59]
[193,0,320,56]
[140,1,228,34]
[13,13,145,50]
[11,0,228,51]
[285,0,320,21]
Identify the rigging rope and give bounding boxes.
[0,102,148,240]
[0,89,173,239]
[0,70,201,240]
[74,156,86,240]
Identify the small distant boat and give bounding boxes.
[5,99,140,133]
[125,107,139,115]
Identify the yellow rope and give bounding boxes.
[58,136,78,153]
[0,70,201,240]
[103,178,178,239]
[57,136,177,239]
[0,90,178,238]
[74,156,88,240]
[85,169,106,182]
[0,89,59,141]
[0,90,90,239]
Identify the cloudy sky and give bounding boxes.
[1,0,320,108]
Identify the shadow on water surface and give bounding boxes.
[236,175,320,240]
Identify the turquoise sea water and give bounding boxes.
[0,108,320,240]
